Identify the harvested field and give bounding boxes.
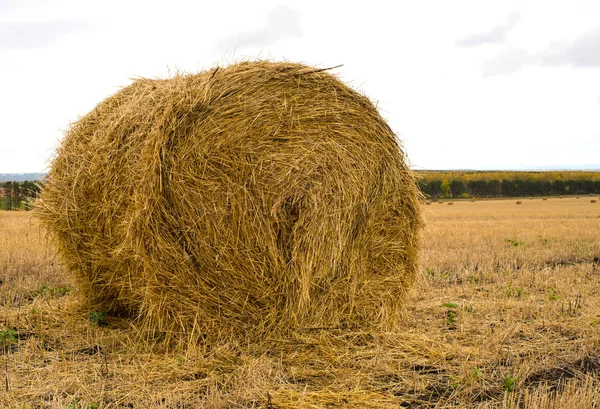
[1,196,600,408]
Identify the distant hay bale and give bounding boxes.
[447,202,454,205]
[516,201,522,205]
[543,198,548,201]
[438,201,444,204]
[592,200,597,204]
[35,61,422,343]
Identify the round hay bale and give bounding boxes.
[447,202,454,205]
[516,201,522,205]
[35,61,422,343]
[592,200,597,204]
[543,198,548,201]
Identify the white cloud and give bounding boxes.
[214,5,302,51]
[0,20,87,49]
[537,26,600,68]
[482,25,600,76]
[457,12,520,47]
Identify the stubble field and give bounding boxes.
[1,197,599,408]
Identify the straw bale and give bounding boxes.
[35,61,422,343]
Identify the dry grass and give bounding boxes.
[1,196,600,408]
[35,61,421,344]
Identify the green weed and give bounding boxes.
[88,311,108,327]
[503,375,518,392]
[36,284,70,298]
[547,287,561,301]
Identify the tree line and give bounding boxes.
[2,171,599,210]
[0,181,42,210]
[416,171,600,199]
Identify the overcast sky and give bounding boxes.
[1,0,599,172]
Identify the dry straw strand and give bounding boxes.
[35,61,422,345]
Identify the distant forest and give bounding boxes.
[416,171,600,199]
[0,181,42,210]
[1,171,600,210]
